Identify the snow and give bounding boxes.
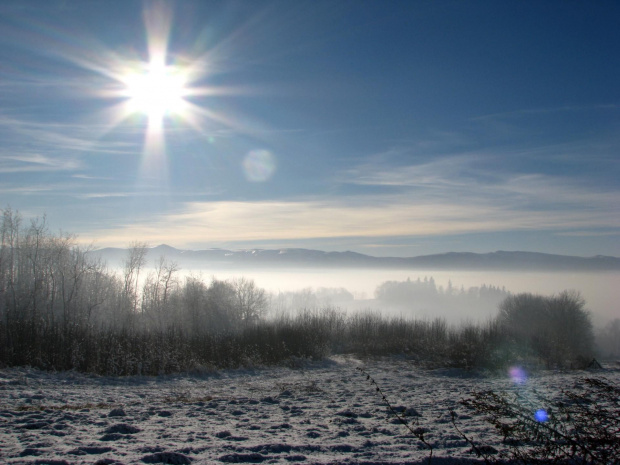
[1,357,617,464]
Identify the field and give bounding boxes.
[2,357,617,465]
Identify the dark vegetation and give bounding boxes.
[457,377,620,464]
[0,208,599,375]
[360,368,619,465]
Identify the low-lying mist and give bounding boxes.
[153,266,618,326]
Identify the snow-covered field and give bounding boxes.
[1,357,617,465]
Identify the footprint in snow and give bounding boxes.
[141,451,192,464]
[108,408,127,417]
[104,423,141,434]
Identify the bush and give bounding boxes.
[498,291,594,368]
[456,377,620,464]
[359,368,619,465]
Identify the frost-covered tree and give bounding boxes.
[122,241,148,316]
[596,318,620,359]
[232,277,267,327]
[141,256,179,330]
[498,291,594,367]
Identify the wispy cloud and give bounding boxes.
[471,103,620,122]
[79,192,130,199]
[0,153,81,173]
[80,194,619,248]
[71,174,114,180]
[0,185,56,195]
[555,231,619,238]
[81,153,620,247]
[0,115,142,156]
[342,154,619,210]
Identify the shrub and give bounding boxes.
[455,377,620,464]
[498,291,594,368]
[359,367,619,465]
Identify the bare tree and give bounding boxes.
[141,256,179,330]
[0,207,22,321]
[122,241,148,316]
[232,277,267,327]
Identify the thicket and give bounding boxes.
[359,368,619,465]
[497,292,595,368]
[0,208,597,375]
[457,377,620,464]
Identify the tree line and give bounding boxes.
[0,208,600,375]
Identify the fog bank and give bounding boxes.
[158,267,618,325]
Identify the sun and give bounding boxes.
[121,59,189,126]
[101,2,240,150]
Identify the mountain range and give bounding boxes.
[89,245,620,271]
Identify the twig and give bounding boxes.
[357,366,433,464]
[449,408,493,465]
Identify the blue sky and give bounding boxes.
[1,0,619,257]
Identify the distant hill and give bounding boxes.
[89,245,620,271]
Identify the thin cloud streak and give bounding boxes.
[0,153,81,173]
[556,231,619,238]
[470,103,620,122]
[0,117,142,156]
[80,193,130,199]
[81,155,620,248]
[81,195,620,248]
[0,185,55,195]
[343,155,619,211]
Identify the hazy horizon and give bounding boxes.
[86,243,620,326]
[94,242,620,259]
[96,255,618,327]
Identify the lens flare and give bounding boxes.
[243,149,276,182]
[535,409,549,422]
[509,366,527,384]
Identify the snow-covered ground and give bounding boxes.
[1,357,617,465]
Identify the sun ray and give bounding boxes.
[20,1,271,179]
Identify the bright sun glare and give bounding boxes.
[102,2,231,157]
[122,59,188,125]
